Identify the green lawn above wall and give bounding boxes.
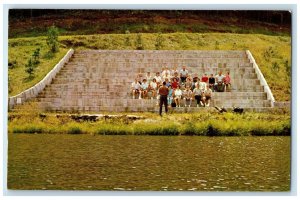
[8,33,291,101]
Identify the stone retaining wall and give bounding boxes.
[246,50,275,107]
[274,101,290,108]
[8,49,74,109]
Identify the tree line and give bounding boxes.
[9,10,291,25]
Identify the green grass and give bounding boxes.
[8,32,291,101]
[8,37,68,96]
[8,111,291,136]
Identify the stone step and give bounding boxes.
[38,91,267,100]
[70,58,250,64]
[64,63,253,70]
[56,71,256,79]
[36,100,271,112]
[36,97,270,108]
[25,50,273,112]
[75,50,248,57]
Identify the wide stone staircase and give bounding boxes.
[35,50,271,112]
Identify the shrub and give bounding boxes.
[25,58,35,78]
[32,48,40,65]
[135,33,144,50]
[8,59,17,69]
[47,25,59,53]
[206,123,221,136]
[68,127,82,134]
[13,126,43,134]
[272,62,280,72]
[155,33,164,50]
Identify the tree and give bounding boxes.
[25,58,35,78]
[32,48,40,65]
[47,25,59,53]
[135,33,144,50]
[155,33,164,50]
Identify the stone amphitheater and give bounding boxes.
[9,50,276,113]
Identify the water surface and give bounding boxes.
[8,134,290,191]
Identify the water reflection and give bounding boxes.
[8,135,290,191]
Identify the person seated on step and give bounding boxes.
[224,71,231,92]
[131,78,142,99]
[182,85,193,107]
[145,71,152,84]
[149,78,158,100]
[180,66,189,84]
[164,78,171,88]
[162,71,172,81]
[153,72,162,85]
[201,73,209,84]
[161,66,171,78]
[174,86,183,107]
[171,66,178,77]
[193,84,202,107]
[192,73,199,89]
[167,85,174,107]
[214,71,225,92]
[184,76,193,90]
[136,73,143,84]
[171,77,179,90]
[208,73,216,92]
[173,71,180,84]
[200,86,206,107]
[204,85,212,107]
[141,79,149,99]
[199,79,207,91]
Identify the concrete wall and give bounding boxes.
[246,50,275,107]
[8,49,74,109]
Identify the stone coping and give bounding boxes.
[246,50,275,107]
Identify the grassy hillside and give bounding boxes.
[8,38,68,96]
[8,33,291,101]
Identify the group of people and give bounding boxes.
[131,66,231,115]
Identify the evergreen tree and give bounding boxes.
[47,25,59,53]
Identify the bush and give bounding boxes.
[47,25,59,53]
[155,33,164,50]
[68,127,82,134]
[32,48,40,65]
[135,33,144,50]
[25,58,35,78]
[13,126,43,134]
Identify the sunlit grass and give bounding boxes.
[8,110,290,136]
[8,36,68,96]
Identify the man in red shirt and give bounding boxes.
[158,81,169,116]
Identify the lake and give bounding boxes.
[8,134,290,191]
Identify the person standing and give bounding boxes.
[158,81,169,116]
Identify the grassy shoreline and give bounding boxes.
[8,111,290,136]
